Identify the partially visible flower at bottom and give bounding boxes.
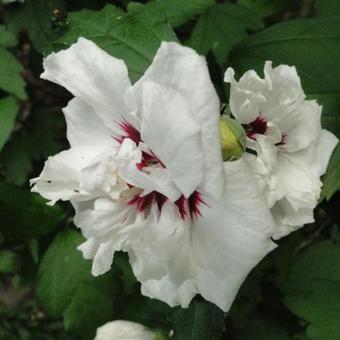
[31,38,276,312]
[95,320,156,340]
[225,62,338,239]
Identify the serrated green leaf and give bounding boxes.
[36,229,120,338]
[156,0,214,27]
[322,144,340,200]
[229,16,340,138]
[0,180,64,240]
[0,24,17,47]
[189,3,263,65]
[171,299,224,340]
[238,0,290,18]
[315,0,340,16]
[5,0,65,54]
[0,96,19,151]
[282,239,340,340]
[55,3,177,82]
[0,48,26,99]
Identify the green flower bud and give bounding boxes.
[220,116,246,161]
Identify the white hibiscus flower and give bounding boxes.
[31,38,276,311]
[95,320,155,340]
[225,62,338,239]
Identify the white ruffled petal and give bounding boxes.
[138,80,204,198]
[42,37,135,128]
[63,97,116,148]
[30,146,103,205]
[136,42,224,199]
[192,159,276,311]
[129,159,276,312]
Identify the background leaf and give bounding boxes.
[0,180,64,240]
[189,3,263,65]
[156,0,214,27]
[171,299,225,340]
[282,238,340,339]
[315,0,340,16]
[0,96,19,151]
[0,47,26,99]
[36,229,121,339]
[55,3,177,82]
[322,144,340,200]
[238,0,290,18]
[5,0,66,54]
[230,16,340,138]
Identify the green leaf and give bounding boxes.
[230,314,291,340]
[5,0,66,54]
[315,0,340,16]
[322,144,340,200]
[36,229,120,338]
[55,3,177,82]
[229,16,340,137]
[156,0,214,27]
[0,96,19,151]
[63,282,115,338]
[0,180,64,240]
[171,299,224,340]
[238,0,290,18]
[282,239,340,339]
[0,48,26,99]
[0,250,21,274]
[189,3,263,65]
[0,108,62,185]
[0,24,17,48]
[310,93,340,138]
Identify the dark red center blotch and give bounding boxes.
[117,120,207,220]
[246,116,268,140]
[115,120,141,145]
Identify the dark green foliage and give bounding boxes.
[0,0,339,339]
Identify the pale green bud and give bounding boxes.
[220,116,246,161]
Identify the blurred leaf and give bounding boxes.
[156,0,214,27]
[0,250,21,274]
[0,96,19,151]
[5,0,66,54]
[63,282,115,339]
[311,92,340,138]
[55,3,177,82]
[230,314,291,340]
[282,238,340,339]
[171,299,224,340]
[229,16,340,138]
[0,109,62,185]
[238,0,290,18]
[189,3,263,65]
[0,180,64,240]
[36,229,120,338]
[0,24,17,47]
[0,48,26,99]
[315,0,340,16]
[322,143,340,200]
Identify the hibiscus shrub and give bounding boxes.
[0,0,340,339]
